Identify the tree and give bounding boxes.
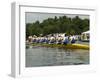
[26,15,89,37]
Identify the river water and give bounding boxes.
[26,46,89,67]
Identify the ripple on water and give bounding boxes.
[26,46,89,67]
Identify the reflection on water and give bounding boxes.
[26,46,89,67]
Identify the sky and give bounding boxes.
[25,12,89,24]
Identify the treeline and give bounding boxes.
[26,16,89,38]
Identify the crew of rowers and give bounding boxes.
[27,34,79,44]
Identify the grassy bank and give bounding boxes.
[31,43,89,50]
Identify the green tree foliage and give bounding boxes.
[26,16,89,38]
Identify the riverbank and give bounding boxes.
[30,43,89,50]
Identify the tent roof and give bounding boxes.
[82,31,90,34]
